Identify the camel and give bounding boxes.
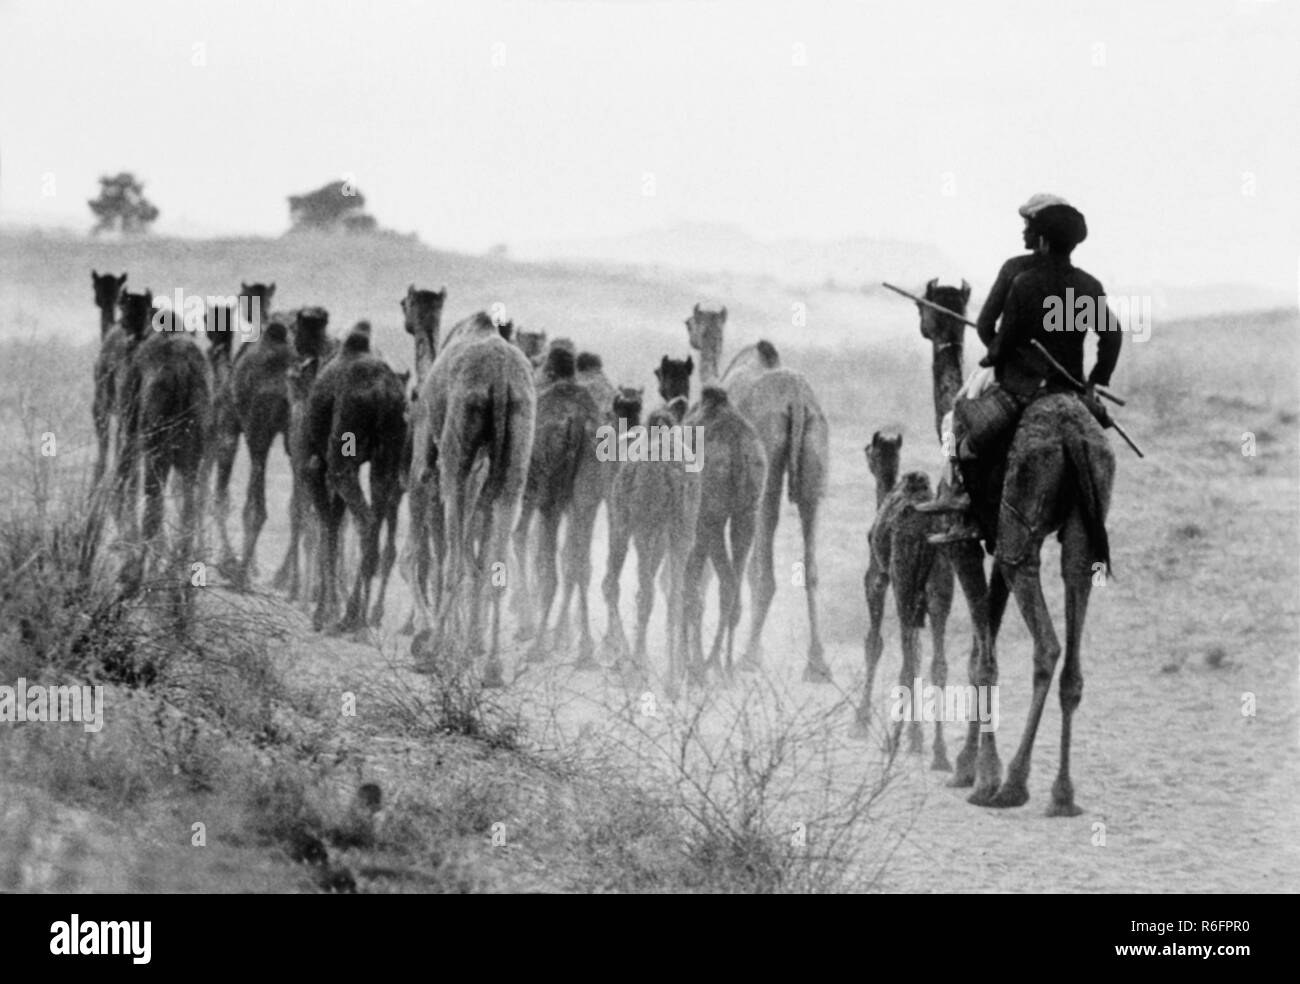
[114,290,211,609]
[271,308,341,597]
[601,360,700,693]
[682,384,766,683]
[514,329,547,368]
[575,352,617,419]
[908,278,1117,815]
[858,432,954,768]
[91,271,130,489]
[686,305,832,682]
[512,347,603,664]
[211,281,287,586]
[405,296,536,686]
[302,325,407,633]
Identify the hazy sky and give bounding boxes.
[3,0,1297,292]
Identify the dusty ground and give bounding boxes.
[1,233,1296,892]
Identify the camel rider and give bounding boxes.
[922,202,1123,543]
[921,192,1071,534]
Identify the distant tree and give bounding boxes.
[288,179,378,233]
[88,172,160,235]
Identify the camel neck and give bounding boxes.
[933,341,965,418]
[99,307,114,338]
[413,330,437,384]
[698,339,722,385]
[874,470,897,510]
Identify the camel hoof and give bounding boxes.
[967,784,999,806]
[802,660,833,684]
[849,712,872,740]
[411,628,431,658]
[931,751,953,772]
[600,632,628,661]
[368,605,384,628]
[946,767,976,788]
[986,783,1030,809]
[1046,800,1083,818]
[482,661,506,689]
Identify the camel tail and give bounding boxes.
[1065,433,1112,577]
[489,381,512,497]
[785,393,828,505]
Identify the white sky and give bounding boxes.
[2,0,1297,292]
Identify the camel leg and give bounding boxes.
[313,494,346,633]
[926,555,955,771]
[562,499,599,668]
[333,462,377,634]
[213,422,240,570]
[797,496,830,681]
[945,539,1001,797]
[858,559,889,736]
[237,433,272,590]
[727,507,758,677]
[370,473,402,627]
[683,538,710,683]
[479,496,513,688]
[176,461,201,624]
[511,500,537,640]
[92,382,111,490]
[403,475,433,648]
[696,524,733,677]
[528,507,562,662]
[665,525,692,700]
[272,469,302,597]
[988,554,1059,809]
[742,480,781,668]
[1049,513,1094,817]
[634,532,665,666]
[601,504,632,662]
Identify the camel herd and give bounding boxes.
[89,273,831,697]
[90,268,1114,813]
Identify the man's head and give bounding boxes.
[1032,204,1088,257]
[1018,193,1070,249]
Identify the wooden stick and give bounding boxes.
[1030,341,1144,458]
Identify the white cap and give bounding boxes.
[1018,193,1071,218]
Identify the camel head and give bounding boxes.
[918,279,970,347]
[576,352,603,375]
[294,306,331,354]
[402,285,446,337]
[119,290,154,340]
[543,346,576,382]
[655,355,694,405]
[865,430,903,489]
[613,386,644,427]
[204,301,238,354]
[684,302,727,354]
[496,318,515,341]
[239,282,276,329]
[91,270,127,315]
[514,329,548,365]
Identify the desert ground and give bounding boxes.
[1,230,1296,892]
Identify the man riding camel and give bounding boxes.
[921,199,1123,544]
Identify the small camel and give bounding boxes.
[114,291,211,610]
[602,360,701,693]
[686,305,832,681]
[406,301,536,686]
[682,384,767,683]
[859,431,954,769]
[91,270,130,489]
[512,347,603,664]
[302,325,407,633]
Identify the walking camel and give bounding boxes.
[512,346,603,664]
[858,431,954,768]
[114,290,211,612]
[91,271,130,489]
[302,325,407,633]
[907,279,1117,815]
[683,384,766,683]
[405,291,536,686]
[686,305,832,682]
[601,360,701,692]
